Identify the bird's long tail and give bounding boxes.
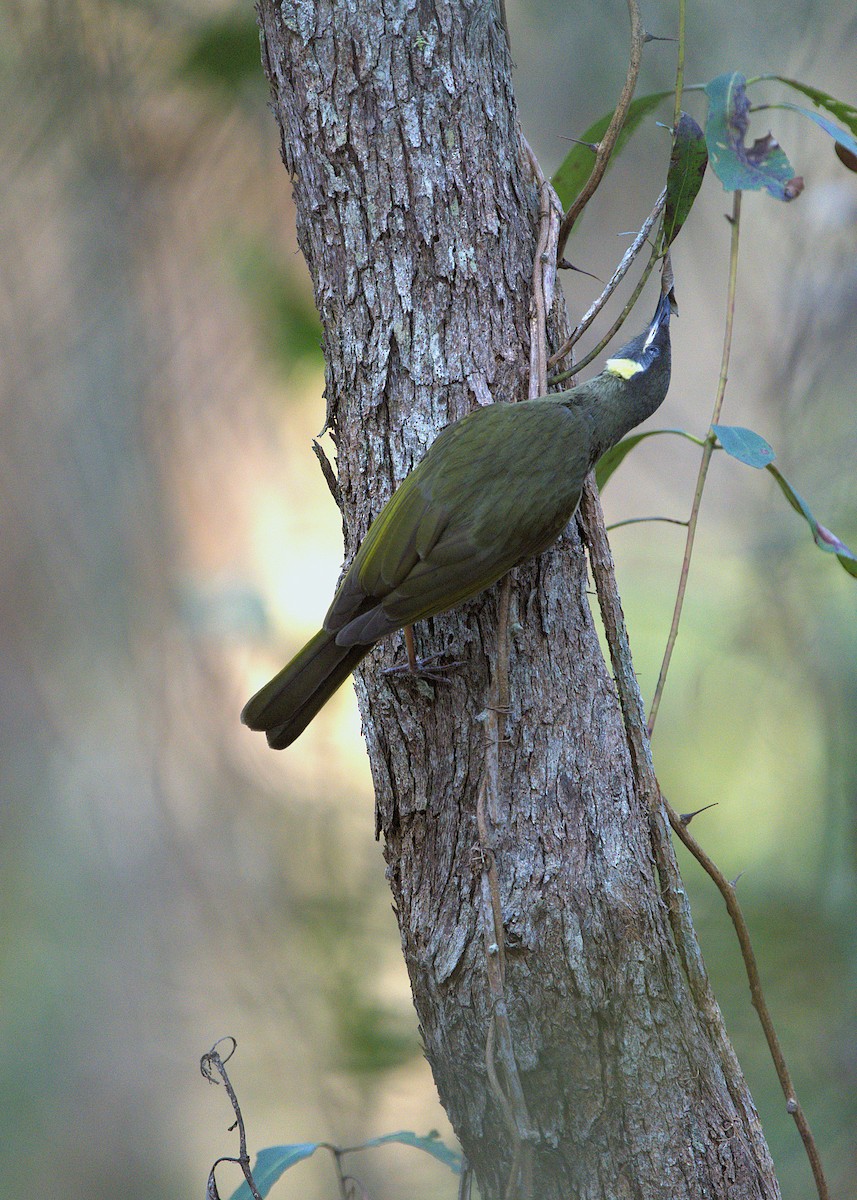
[241,629,371,750]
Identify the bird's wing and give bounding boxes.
[324,417,476,637]
[326,401,590,646]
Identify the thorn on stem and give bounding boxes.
[557,259,603,283]
[730,870,746,889]
[643,30,678,42]
[680,802,718,826]
[559,136,600,153]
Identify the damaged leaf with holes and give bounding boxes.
[704,72,803,200]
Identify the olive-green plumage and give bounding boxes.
[242,293,673,748]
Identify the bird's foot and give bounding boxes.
[382,651,464,683]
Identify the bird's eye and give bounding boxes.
[648,346,660,360]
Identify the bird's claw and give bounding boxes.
[382,651,464,683]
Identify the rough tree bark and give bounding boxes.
[257,2,781,1197]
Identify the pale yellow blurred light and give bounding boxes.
[253,487,342,635]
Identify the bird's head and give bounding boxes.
[603,291,673,394]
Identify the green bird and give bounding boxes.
[242,291,673,749]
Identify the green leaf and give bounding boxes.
[663,112,708,246]
[704,72,803,200]
[712,425,776,468]
[765,466,857,577]
[225,1132,462,1199]
[752,76,857,171]
[227,1144,320,1200]
[360,1130,463,1174]
[763,103,857,160]
[552,91,673,212]
[596,424,856,578]
[758,77,857,138]
[711,425,855,575]
[595,428,704,490]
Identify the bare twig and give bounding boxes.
[648,191,742,736]
[577,476,746,1137]
[557,0,645,258]
[548,188,666,370]
[332,1148,368,1200]
[312,437,341,507]
[551,241,660,385]
[679,802,718,824]
[663,798,831,1200]
[330,1148,352,1200]
[524,139,559,395]
[201,1038,263,1200]
[578,483,658,794]
[457,1158,473,1200]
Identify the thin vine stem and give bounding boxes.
[549,188,666,373]
[201,1039,264,1200]
[552,243,660,384]
[557,0,644,258]
[671,0,686,132]
[580,473,831,1200]
[470,145,561,1197]
[664,797,831,1200]
[607,515,688,531]
[648,189,742,735]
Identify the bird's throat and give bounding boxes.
[584,373,668,465]
[604,357,644,380]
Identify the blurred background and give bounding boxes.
[1,1,854,1197]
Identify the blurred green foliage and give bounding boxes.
[178,12,266,99]
[2,2,855,1200]
[229,239,325,374]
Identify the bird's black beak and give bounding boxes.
[653,290,673,330]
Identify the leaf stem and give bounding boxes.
[648,189,742,736]
[671,0,686,132]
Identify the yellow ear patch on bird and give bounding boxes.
[605,357,644,379]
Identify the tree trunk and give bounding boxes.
[257,2,781,1196]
